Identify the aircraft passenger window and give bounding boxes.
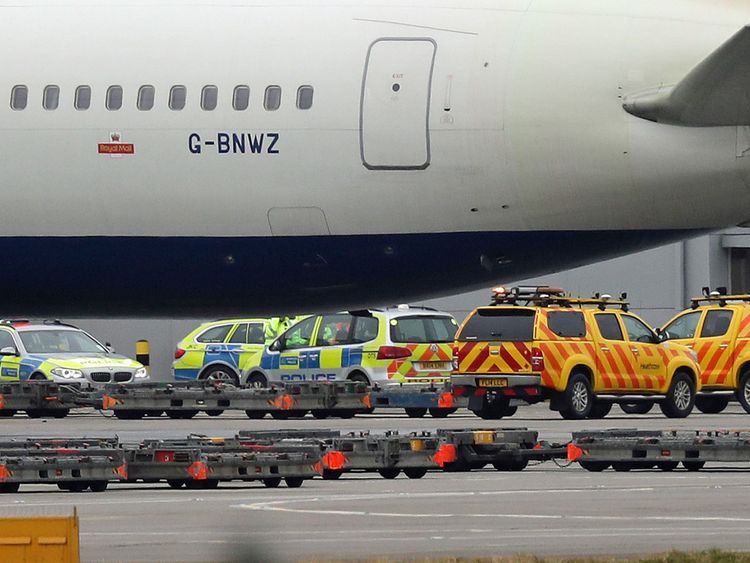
[10,85,28,110]
[264,86,282,111]
[74,86,91,110]
[296,86,314,110]
[106,86,123,111]
[169,85,187,111]
[233,86,250,111]
[43,85,60,110]
[137,85,155,111]
[201,85,218,111]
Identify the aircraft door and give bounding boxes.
[360,38,436,170]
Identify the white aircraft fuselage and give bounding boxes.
[2,0,750,316]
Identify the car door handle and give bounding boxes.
[630,348,639,353]
[600,347,610,352]
[719,344,729,349]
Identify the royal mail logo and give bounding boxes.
[99,131,135,155]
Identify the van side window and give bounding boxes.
[233,86,250,111]
[201,85,218,111]
[197,325,232,343]
[264,86,282,110]
[296,85,314,110]
[43,85,60,110]
[701,310,734,338]
[282,317,317,350]
[595,314,624,341]
[169,86,187,110]
[137,85,156,111]
[10,85,28,110]
[106,86,123,110]
[316,315,354,346]
[457,309,535,342]
[352,316,379,343]
[546,311,586,337]
[75,86,92,110]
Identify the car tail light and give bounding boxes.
[154,451,175,463]
[531,347,544,371]
[377,346,412,360]
[174,348,186,360]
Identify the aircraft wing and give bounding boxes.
[623,26,750,126]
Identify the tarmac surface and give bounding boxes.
[1,403,750,561]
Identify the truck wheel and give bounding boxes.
[694,395,730,414]
[470,398,515,420]
[405,408,427,418]
[199,365,239,386]
[660,372,695,418]
[620,402,654,415]
[588,401,612,419]
[737,371,750,413]
[559,373,593,419]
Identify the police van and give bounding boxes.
[248,307,458,387]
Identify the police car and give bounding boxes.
[0,320,148,386]
[173,317,304,386]
[250,307,458,387]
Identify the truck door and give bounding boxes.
[592,313,631,391]
[360,38,436,170]
[695,309,736,387]
[621,314,667,391]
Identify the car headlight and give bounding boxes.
[134,367,149,379]
[51,368,84,379]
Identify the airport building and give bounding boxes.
[74,227,750,380]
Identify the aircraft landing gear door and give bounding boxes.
[360,38,437,170]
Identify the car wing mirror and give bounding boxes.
[105,342,116,353]
[0,346,18,356]
[269,339,284,352]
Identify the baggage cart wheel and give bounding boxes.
[57,482,72,491]
[737,371,750,413]
[322,469,343,480]
[166,410,199,420]
[25,409,45,419]
[166,479,186,489]
[694,395,730,414]
[200,479,219,489]
[185,480,204,490]
[587,401,612,419]
[578,461,610,472]
[470,398,516,420]
[657,461,679,471]
[404,468,428,479]
[660,371,695,418]
[66,482,89,492]
[311,409,330,419]
[429,408,457,418]
[559,372,593,419]
[263,478,282,488]
[270,411,289,420]
[405,408,427,418]
[285,477,304,488]
[245,410,267,419]
[115,410,146,420]
[682,460,705,472]
[378,468,401,479]
[620,402,654,415]
[51,409,69,419]
[0,483,20,493]
[611,462,634,472]
[204,410,224,417]
[492,459,529,472]
[89,481,108,492]
[0,410,16,417]
[145,411,164,418]
[337,409,356,419]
